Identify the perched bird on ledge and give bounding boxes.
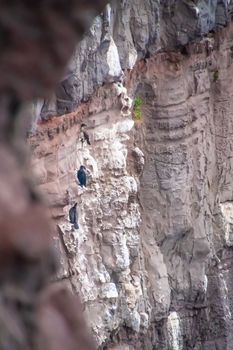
[80,123,91,146]
[77,165,87,188]
[69,203,79,230]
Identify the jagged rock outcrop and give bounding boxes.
[30,1,233,350]
[37,0,233,118]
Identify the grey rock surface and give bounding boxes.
[36,0,233,117]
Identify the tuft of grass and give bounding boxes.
[133,97,143,121]
[213,70,219,82]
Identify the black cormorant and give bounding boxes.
[77,165,87,187]
[69,203,79,229]
[80,124,91,146]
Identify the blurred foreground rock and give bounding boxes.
[0,0,109,349]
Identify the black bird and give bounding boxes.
[77,165,87,187]
[69,203,79,229]
[83,130,91,145]
[80,124,91,146]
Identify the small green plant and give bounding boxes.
[213,70,219,82]
[133,97,143,121]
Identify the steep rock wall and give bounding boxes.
[29,22,233,349]
[126,29,233,349]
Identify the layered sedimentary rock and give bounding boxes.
[30,1,233,350]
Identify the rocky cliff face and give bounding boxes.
[38,0,233,119]
[30,1,233,349]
